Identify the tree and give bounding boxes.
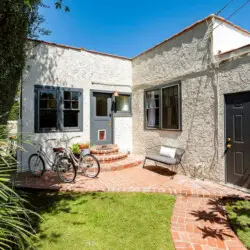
[0,0,69,125]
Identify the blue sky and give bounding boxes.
[39,0,250,57]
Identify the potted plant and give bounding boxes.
[70,143,81,158]
[78,142,90,155]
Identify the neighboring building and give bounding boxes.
[20,14,250,190]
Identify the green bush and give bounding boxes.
[0,125,38,249]
[226,200,250,249]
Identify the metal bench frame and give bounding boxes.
[143,145,186,175]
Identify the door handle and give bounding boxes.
[226,137,232,149]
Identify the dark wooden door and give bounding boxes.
[90,92,113,145]
[225,92,250,189]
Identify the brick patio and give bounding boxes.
[14,165,249,199]
[14,165,249,250]
[171,197,247,250]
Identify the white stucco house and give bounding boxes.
[20,14,250,190]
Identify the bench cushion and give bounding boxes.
[160,146,176,158]
[146,154,178,165]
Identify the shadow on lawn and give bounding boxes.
[16,188,116,247]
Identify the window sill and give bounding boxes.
[114,112,132,117]
[145,127,182,132]
[35,129,83,133]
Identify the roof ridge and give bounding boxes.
[28,38,131,60]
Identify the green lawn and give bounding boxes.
[28,192,175,250]
[225,199,250,250]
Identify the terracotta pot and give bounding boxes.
[79,144,85,150]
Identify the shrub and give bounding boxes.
[226,199,250,249]
[0,125,38,249]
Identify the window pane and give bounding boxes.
[71,92,79,101]
[40,100,47,109]
[96,95,108,116]
[39,110,57,129]
[116,95,130,112]
[64,111,79,127]
[47,99,56,109]
[146,90,159,128]
[72,101,79,109]
[64,101,71,109]
[147,108,159,127]
[146,90,159,108]
[40,92,55,100]
[162,85,179,129]
[64,91,71,100]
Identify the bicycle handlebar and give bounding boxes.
[60,136,81,144]
[32,138,57,147]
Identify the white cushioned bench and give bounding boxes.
[143,145,186,174]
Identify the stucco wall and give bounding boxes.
[213,19,250,55]
[217,54,250,182]
[131,21,222,179]
[21,42,132,170]
[132,21,213,86]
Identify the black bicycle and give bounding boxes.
[28,138,76,183]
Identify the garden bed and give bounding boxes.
[225,199,250,250]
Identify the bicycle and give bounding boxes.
[60,136,100,178]
[28,138,76,183]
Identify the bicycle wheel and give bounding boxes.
[28,153,45,177]
[79,154,100,178]
[56,156,76,183]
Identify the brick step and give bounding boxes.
[94,152,128,163]
[100,155,144,172]
[90,144,119,155]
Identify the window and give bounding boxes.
[95,93,109,116]
[39,89,57,130]
[145,82,181,130]
[145,90,159,128]
[162,85,179,129]
[115,94,131,115]
[63,91,80,128]
[35,85,83,133]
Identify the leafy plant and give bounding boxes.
[0,125,38,249]
[70,143,80,154]
[226,199,250,249]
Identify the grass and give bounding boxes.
[26,191,175,250]
[225,199,250,250]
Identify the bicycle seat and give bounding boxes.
[53,147,65,152]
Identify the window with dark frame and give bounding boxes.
[145,82,181,130]
[35,85,83,133]
[115,94,131,113]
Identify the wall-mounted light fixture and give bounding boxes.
[113,90,119,97]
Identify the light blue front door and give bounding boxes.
[90,92,113,145]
